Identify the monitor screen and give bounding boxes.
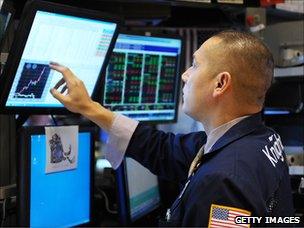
[0,1,119,113]
[102,33,182,122]
[125,158,160,221]
[18,127,93,227]
[116,157,160,224]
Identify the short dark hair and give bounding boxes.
[212,30,274,107]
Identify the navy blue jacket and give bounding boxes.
[125,113,294,226]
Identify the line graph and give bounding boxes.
[14,63,51,99]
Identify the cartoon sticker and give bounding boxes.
[45,125,78,174]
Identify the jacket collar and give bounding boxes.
[207,112,264,154]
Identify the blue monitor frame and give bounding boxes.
[17,126,95,227]
[101,31,184,123]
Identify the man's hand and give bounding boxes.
[49,62,94,115]
[49,62,115,131]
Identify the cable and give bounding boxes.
[1,199,6,227]
[97,188,118,214]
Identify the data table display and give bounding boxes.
[103,33,182,122]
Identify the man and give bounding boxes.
[50,31,294,226]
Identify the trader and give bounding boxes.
[50,31,294,226]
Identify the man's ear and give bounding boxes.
[213,72,231,97]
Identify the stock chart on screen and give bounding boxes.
[5,11,117,108]
[14,63,51,99]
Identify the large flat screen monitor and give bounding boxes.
[116,157,161,224]
[0,0,120,114]
[102,32,183,122]
[18,126,94,227]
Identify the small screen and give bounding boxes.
[125,158,160,221]
[103,34,182,121]
[5,11,117,108]
[30,132,91,227]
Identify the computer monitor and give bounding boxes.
[17,126,94,227]
[0,0,120,114]
[102,32,183,122]
[116,157,161,224]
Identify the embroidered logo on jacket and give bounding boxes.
[262,134,284,167]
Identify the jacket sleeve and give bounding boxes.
[181,172,263,227]
[125,123,207,182]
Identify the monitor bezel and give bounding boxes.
[115,158,161,225]
[17,125,95,227]
[101,30,184,124]
[0,0,121,114]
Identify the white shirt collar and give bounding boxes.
[204,115,250,154]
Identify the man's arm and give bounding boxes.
[125,123,206,182]
[49,63,206,181]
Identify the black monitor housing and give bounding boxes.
[101,31,184,123]
[0,0,120,114]
[17,125,95,227]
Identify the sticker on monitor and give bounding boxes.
[45,125,78,173]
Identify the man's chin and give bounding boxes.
[182,105,200,121]
[181,104,187,114]
[182,106,193,118]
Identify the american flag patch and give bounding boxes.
[208,204,251,228]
